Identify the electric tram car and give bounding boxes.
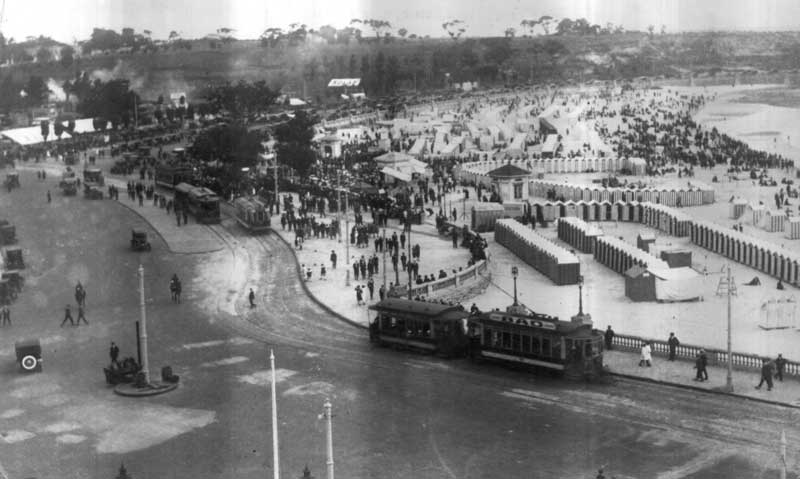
[369,298,605,378]
[233,196,271,233]
[155,163,194,189]
[467,306,605,379]
[368,298,470,358]
[173,182,221,224]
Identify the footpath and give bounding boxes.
[20,160,800,409]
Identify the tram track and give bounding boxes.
[204,214,800,462]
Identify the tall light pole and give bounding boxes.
[382,228,387,289]
[270,349,280,479]
[407,210,413,299]
[511,266,519,305]
[716,264,735,392]
[578,274,584,316]
[322,400,335,479]
[138,264,150,385]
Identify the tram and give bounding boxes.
[368,298,471,357]
[174,182,221,224]
[155,163,194,189]
[233,196,271,233]
[467,305,605,379]
[369,298,605,379]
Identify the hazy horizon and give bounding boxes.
[5,0,800,45]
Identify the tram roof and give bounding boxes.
[369,298,469,320]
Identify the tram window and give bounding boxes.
[522,335,531,353]
[584,342,592,357]
[483,328,492,345]
[512,333,521,351]
[501,332,511,349]
[551,340,561,359]
[541,338,551,357]
[531,337,541,354]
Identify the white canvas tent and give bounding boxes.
[760,296,797,330]
[649,267,702,302]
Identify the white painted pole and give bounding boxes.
[271,349,280,479]
[138,264,150,385]
[324,400,334,479]
[726,265,733,392]
[780,429,787,479]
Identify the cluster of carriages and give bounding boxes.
[0,220,35,373]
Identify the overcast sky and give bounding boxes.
[5,0,800,43]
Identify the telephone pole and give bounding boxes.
[270,349,280,479]
[322,400,335,479]
[715,265,736,392]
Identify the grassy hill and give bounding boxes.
[7,30,800,105]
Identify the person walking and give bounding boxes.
[330,250,337,269]
[639,341,652,367]
[1,305,10,326]
[775,353,787,382]
[109,342,120,364]
[604,325,615,351]
[367,277,375,300]
[76,304,88,325]
[61,304,74,327]
[248,288,255,308]
[379,284,386,301]
[667,332,680,361]
[352,261,359,281]
[756,358,775,391]
[355,285,365,306]
[693,352,705,381]
[47,190,51,203]
[699,349,709,380]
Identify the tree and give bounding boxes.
[25,76,49,107]
[539,15,554,35]
[169,31,180,42]
[442,20,466,41]
[67,119,76,133]
[261,28,284,48]
[274,110,318,177]
[661,24,667,35]
[35,46,53,63]
[504,28,516,38]
[557,18,575,35]
[121,27,135,46]
[398,28,408,39]
[647,25,655,38]
[40,120,49,142]
[59,45,75,68]
[318,25,337,44]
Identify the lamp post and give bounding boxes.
[407,209,413,300]
[511,266,519,305]
[138,264,150,385]
[578,274,584,316]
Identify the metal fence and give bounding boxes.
[613,333,800,376]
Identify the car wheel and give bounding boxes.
[21,355,38,371]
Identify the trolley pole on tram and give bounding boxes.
[138,264,150,385]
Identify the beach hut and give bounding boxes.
[729,198,749,219]
[637,232,656,252]
[625,265,657,302]
[786,217,800,240]
[763,210,786,233]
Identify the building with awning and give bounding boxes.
[381,166,411,183]
[541,134,560,158]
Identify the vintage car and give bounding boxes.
[83,168,105,186]
[130,229,151,251]
[4,171,20,190]
[84,184,104,199]
[15,338,42,372]
[103,357,141,385]
[61,177,78,195]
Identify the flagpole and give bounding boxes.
[270,349,280,479]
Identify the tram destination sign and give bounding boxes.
[490,313,557,330]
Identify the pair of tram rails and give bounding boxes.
[369,298,605,379]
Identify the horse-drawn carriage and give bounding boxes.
[4,247,24,269]
[83,168,105,186]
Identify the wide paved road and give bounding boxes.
[0,169,796,479]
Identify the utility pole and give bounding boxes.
[407,210,413,299]
[274,158,279,214]
[322,400,335,479]
[337,169,342,243]
[270,349,280,479]
[345,188,349,265]
[138,264,150,385]
[382,227,387,289]
[780,429,787,479]
[715,265,736,392]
